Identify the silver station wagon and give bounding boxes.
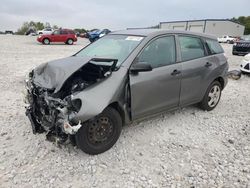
[25,29,228,155]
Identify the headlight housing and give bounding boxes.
[70,99,82,113]
[243,54,250,62]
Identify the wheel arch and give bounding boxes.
[200,76,226,103]
[213,76,225,89]
[107,102,125,126]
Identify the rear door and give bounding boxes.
[177,35,212,106]
[60,30,68,42]
[129,35,182,120]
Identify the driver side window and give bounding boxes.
[138,36,176,68]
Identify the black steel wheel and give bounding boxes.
[75,107,122,155]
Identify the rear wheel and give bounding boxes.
[67,39,73,45]
[76,107,122,155]
[199,81,222,111]
[43,38,50,45]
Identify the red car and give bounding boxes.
[37,29,77,45]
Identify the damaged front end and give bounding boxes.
[24,57,118,144]
[25,71,83,144]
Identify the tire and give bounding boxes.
[75,107,122,155]
[199,81,222,111]
[67,38,73,45]
[89,38,95,43]
[232,52,238,55]
[43,38,50,45]
[241,71,250,75]
[228,70,242,80]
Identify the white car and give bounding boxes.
[240,53,250,73]
[37,28,54,35]
[217,35,235,43]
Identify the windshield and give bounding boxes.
[76,35,144,66]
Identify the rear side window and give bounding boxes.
[138,36,176,68]
[179,36,205,61]
[68,30,75,34]
[61,30,68,35]
[206,39,224,54]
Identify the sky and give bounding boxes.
[0,0,250,31]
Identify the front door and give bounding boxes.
[129,35,181,120]
[51,30,61,42]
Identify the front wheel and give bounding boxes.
[199,81,222,111]
[43,38,50,45]
[75,107,122,155]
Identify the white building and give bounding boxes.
[159,19,245,37]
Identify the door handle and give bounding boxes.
[205,62,212,67]
[171,69,181,76]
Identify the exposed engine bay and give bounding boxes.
[25,58,117,144]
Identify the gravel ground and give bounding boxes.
[0,35,249,188]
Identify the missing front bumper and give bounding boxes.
[25,106,45,134]
[25,78,82,144]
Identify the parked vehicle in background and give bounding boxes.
[37,28,54,35]
[79,33,87,38]
[87,29,111,42]
[25,30,36,36]
[26,30,228,155]
[37,29,77,45]
[25,27,37,36]
[5,31,14,35]
[233,35,250,55]
[240,53,250,73]
[218,35,236,43]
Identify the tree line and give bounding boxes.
[15,21,89,35]
[16,21,58,35]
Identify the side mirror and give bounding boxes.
[130,62,152,74]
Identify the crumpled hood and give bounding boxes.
[33,56,92,92]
